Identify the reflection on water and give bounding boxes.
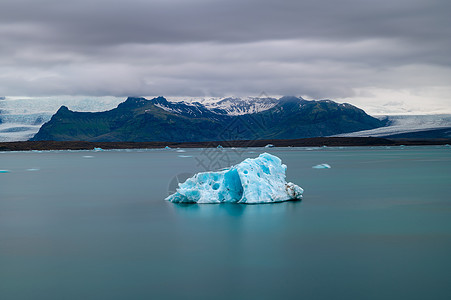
[171,200,302,218]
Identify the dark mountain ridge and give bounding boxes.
[31,96,387,142]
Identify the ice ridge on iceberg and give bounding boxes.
[165,153,303,204]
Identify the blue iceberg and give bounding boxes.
[166,153,303,204]
[312,163,331,169]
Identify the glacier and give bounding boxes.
[166,153,303,204]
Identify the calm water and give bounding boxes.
[1,146,451,300]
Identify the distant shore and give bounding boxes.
[1,137,451,151]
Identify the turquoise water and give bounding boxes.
[1,147,451,299]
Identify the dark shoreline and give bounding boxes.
[1,137,451,151]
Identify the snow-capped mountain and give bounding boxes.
[32,96,386,142]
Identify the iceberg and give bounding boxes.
[166,153,303,204]
[312,163,331,169]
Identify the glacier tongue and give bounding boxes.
[166,153,303,204]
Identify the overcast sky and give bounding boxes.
[0,0,450,114]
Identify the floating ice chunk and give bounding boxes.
[165,146,172,149]
[26,168,40,171]
[176,149,186,153]
[0,170,10,173]
[93,147,103,152]
[312,164,331,169]
[166,153,303,204]
[82,155,94,158]
[178,155,192,158]
[265,144,274,148]
[217,145,223,149]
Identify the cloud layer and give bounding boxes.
[0,0,450,113]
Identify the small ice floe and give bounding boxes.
[312,164,331,169]
[93,147,103,152]
[82,155,94,159]
[176,149,186,153]
[166,153,303,204]
[264,144,274,148]
[178,155,192,158]
[26,168,40,171]
[0,170,11,173]
[165,146,172,149]
[217,145,224,149]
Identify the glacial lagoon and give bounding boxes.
[1,146,451,299]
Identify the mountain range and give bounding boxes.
[31,96,387,142]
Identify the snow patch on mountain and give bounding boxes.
[164,96,279,115]
[200,97,279,115]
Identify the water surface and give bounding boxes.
[1,147,451,299]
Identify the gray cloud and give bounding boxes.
[0,0,450,113]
